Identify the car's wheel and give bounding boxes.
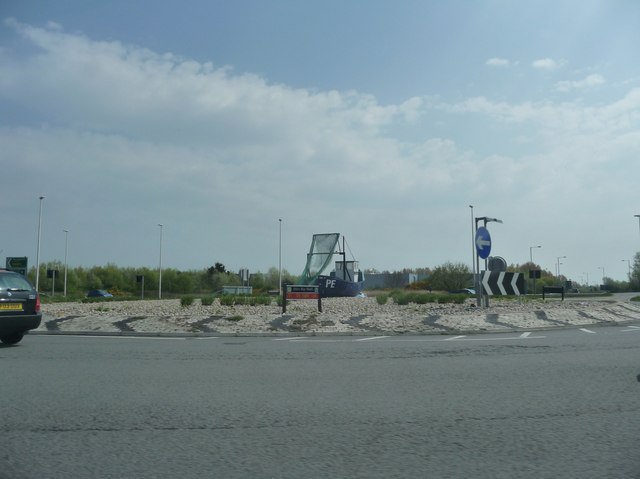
[0,333,24,345]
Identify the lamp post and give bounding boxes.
[474,216,503,307]
[469,205,475,281]
[278,218,282,297]
[529,245,541,294]
[635,215,640,241]
[35,196,45,291]
[621,259,631,279]
[158,224,163,299]
[556,256,566,283]
[598,266,605,288]
[63,229,69,297]
[529,245,541,263]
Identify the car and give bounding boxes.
[0,269,42,345]
[86,289,113,298]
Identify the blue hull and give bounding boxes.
[317,275,364,297]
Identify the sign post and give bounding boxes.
[283,285,321,314]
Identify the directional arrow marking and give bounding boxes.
[511,274,520,294]
[482,272,524,296]
[476,237,491,248]
[497,272,507,295]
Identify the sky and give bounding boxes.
[1,0,640,284]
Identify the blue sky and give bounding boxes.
[1,0,640,284]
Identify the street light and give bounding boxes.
[35,196,45,292]
[621,259,631,279]
[635,215,640,241]
[598,266,605,287]
[158,224,163,299]
[469,205,475,280]
[529,245,541,295]
[529,245,541,263]
[278,219,282,297]
[63,229,69,297]
[556,256,566,282]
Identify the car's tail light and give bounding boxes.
[35,294,41,313]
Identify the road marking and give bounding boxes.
[444,335,466,341]
[520,332,532,338]
[355,336,390,341]
[621,326,640,333]
[272,337,306,341]
[451,335,546,341]
[580,328,596,334]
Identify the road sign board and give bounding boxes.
[481,271,524,295]
[6,257,28,276]
[475,227,492,259]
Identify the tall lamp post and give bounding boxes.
[158,224,163,299]
[529,245,541,294]
[35,196,45,291]
[278,218,282,296]
[598,266,605,288]
[621,259,631,279]
[556,256,566,283]
[635,215,640,241]
[63,229,69,297]
[529,245,541,263]
[469,205,475,284]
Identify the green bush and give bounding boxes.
[376,294,388,305]
[219,295,236,306]
[201,296,215,306]
[180,296,195,307]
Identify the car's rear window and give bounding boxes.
[0,273,34,291]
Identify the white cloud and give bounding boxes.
[531,58,563,70]
[555,73,606,92]
[486,57,510,67]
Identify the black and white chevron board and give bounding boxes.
[481,271,524,295]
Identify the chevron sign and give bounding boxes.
[481,271,524,295]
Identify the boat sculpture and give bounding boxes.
[298,233,365,297]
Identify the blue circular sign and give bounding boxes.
[475,227,492,259]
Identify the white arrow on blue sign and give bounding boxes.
[475,227,492,259]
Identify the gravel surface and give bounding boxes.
[36,296,640,335]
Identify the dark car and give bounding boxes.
[0,270,42,345]
[86,289,113,298]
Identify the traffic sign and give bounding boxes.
[6,257,28,276]
[481,271,524,295]
[475,227,492,259]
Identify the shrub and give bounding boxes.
[201,296,215,306]
[219,295,236,306]
[376,294,388,305]
[180,296,195,307]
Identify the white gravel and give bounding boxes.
[36,296,640,335]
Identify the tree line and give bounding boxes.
[24,251,640,298]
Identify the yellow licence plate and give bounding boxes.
[0,303,23,311]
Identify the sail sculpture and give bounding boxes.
[298,233,340,285]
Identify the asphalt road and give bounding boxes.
[3,326,640,478]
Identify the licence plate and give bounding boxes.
[0,303,23,311]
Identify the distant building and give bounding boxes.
[364,272,425,290]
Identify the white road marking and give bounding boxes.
[444,335,466,341]
[520,332,532,338]
[272,337,306,341]
[355,336,390,341]
[580,328,596,334]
